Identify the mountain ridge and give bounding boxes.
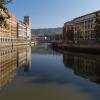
[31,27,62,36]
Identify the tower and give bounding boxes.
[24,16,30,25]
[23,16,31,40]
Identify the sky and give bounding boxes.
[7,0,100,29]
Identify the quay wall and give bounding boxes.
[0,41,36,48]
[52,43,100,54]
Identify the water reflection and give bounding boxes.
[0,46,31,90]
[62,50,100,84]
[0,44,100,100]
[18,47,31,72]
[0,48,17,90]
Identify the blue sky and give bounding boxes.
[7,0,100,29]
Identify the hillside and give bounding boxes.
[31,27,62,36]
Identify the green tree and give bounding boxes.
[67,28,74,41]
[0,0,12,27]
[95,12,100,42]
[77,26,84,41]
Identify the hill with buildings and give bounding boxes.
[31,27,62,36]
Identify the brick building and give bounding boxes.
[63,10,100,44]
[0,9,17,43]
[73,11,100,43]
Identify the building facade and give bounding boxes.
[17,21,27,41]
[23,16,31,41]
[17,16,31,41]
[63,10,100,44]
[0,9,17,43]
[0,8,32,44]
[73,11,99,43]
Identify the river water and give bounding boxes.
[0,43,100,100]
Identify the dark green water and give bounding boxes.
[0,43,100,100]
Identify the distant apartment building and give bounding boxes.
[23,16,31,41]
[63,21,74,43]
[17,16,31,41]
[17,21,27,41]
[63,10,100,43]
[0,8,17,43]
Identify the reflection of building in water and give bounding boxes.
[74,56,100,83]
[25,47,31,72]
[63,51,100,84]
[0,48,17,89]
[18,48,27,67]
[18,47,31,72]
[0,46,32,89]
[63,53,74,69]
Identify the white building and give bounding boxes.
[26,24,31,40]
[17,16,31,41]
[17,21,27,41]
[24,16,31,41]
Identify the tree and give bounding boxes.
[67,28,74,42]
[0,0,12,27]
[77,26,84,43]
[95,12,100,42]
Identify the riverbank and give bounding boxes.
[0,41,36,48]
[52,43,100,54]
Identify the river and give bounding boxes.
[0,43,100,100]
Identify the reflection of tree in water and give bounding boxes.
[62,51,100,84]
[63,53,74,69]
[95,60,100,83]
[24,62,30,72]
[74,56,97,81]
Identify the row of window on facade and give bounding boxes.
[0,8,31,43]
[63,10,100,43]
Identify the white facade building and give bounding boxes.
[24,16,31,41]
[26,24,31,40]
[17,21,27,40]
[17,16,31,41]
